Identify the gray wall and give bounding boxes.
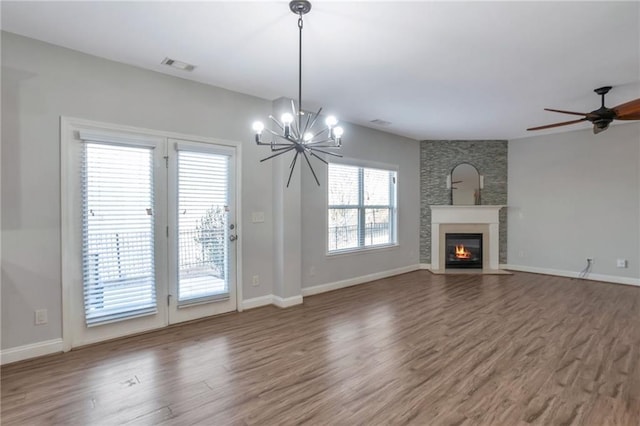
[1,32,423,352]
[419,140,508,264]
[301,124,421,289]
[508,123,640,280]
[1,32,275,349]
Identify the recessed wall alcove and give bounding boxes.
[419,140,508,265]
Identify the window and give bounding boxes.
[328,163,397,252]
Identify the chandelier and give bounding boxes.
[252,0,343,187]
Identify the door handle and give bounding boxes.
[229,235,238,242]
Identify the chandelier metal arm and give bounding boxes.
[302,150,320,186]
[302,106,323,136]
[286,151,299,187]
[309,147,343,158]
[304,140,336,147]
[259,146,296,162]
[255,133,292,147]
[287,99,301,140]
[267,144,298,151]
[264,127,294,142]
[309,151,328,164]
[309,127,331,140]
[268,115,285,132]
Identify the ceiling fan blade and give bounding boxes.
[612,98,640,119]
[527,118,587,131]
[543,108,589,117]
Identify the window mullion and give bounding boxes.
[358,167,365,247]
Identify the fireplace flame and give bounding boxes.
[455,244,472,259]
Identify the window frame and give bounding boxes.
[326,158,398,255]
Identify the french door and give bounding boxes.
[168,139,237,323]
[63,121,238,348]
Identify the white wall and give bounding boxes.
[1,32,278,350]
[301,124,421,290]
[1,32,422,354]
[507,123,640,283]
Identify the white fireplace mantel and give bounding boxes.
[430,205,506,271]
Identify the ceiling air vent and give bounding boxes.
[370,119,391,126]
[161,57,196,72]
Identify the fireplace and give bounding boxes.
[445,233,483,269]
[430,205,504,272]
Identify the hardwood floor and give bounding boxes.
[2,271,640,425]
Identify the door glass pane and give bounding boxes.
[82,143,157,325]
[178,150,229,303]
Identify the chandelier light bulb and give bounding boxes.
[303,132,313,142]
[325,115,338,128]
[333,126,344,138]
[281,113,294,125]
[252,121,265,134]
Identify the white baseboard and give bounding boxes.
[273,295,303,308]
[504,264,640,287]
[302,264,420,297]
[241,294,304,310]
[1,339,63,365]
[241,295,274,310]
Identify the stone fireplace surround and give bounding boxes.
[430,205,506,273]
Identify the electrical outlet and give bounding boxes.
[518,250,525,258]
[617,259,627,268]
[309,266,316,276]
[587,257,594,264]
[35,309,48,325]
[252,275,260,286]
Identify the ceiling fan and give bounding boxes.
[527,86,640,134]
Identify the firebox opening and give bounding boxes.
[445,233,483,269]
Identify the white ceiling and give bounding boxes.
[2,1,639,140]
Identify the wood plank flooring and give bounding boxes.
[2,271,640,425]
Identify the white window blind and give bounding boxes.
[177,150,230,303]
[328,163,397,252]
[82,142,157,325]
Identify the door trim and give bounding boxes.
[61,116,243,351]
